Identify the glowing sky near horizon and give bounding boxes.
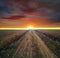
[0,0,60,28]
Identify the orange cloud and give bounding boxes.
[0,17,60,28]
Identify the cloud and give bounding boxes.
[0,0,60,21]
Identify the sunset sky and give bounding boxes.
[0,0,60,28]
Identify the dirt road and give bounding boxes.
[11,31,57,58]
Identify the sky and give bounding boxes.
[0,0,60,28]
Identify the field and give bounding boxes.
[0,30,60,58]
[36,30,60,58]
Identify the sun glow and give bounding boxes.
[0,28,60,30]
[26,25,35,30]
[0,27,60,30]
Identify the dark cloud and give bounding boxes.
[0,0,60,21]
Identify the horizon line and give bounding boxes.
[0,27,60,30]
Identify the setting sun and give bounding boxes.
[27,25,35,30]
